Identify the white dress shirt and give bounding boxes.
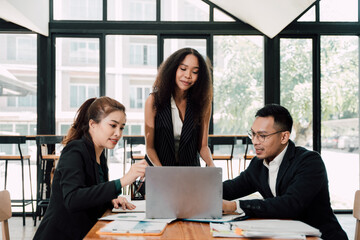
[170,96,183,162]
[263,144,288,197]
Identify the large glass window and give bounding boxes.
[214,8,235,22]
[130,44,156,66]
[55,38,100,135]
[0,34,37,209]
[70,84,99,108]
[161,0,209,21]
[321,36,359,209]
[163,38,206,60]
[320,0,358,21]
[53,0,102,20]
[280,38,313,148]
[213,36,264,135]
[130,86,151,109]
[106,35,157,163]
[297,6,316,22]
[0,34,37,150]
[108,0,156,21]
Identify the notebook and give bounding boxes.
[145,166,223,219]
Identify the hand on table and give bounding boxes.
[222,200,236,213]
[112,196,136,210]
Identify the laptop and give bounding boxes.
[145,166,222,219]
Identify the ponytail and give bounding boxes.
[62,98,96,145]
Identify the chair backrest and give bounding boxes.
[0,190,11,240]
[128,136,145,162]
[37,135,63,145]
[243,136,253,159]
[0,136,26,144]
[128,136,145,145]
[354,190,360,240]
[208,136,236,157]
[0,136,27,158]
[36,135,63,156]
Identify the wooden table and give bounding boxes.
[84,211,320,240]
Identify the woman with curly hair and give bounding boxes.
[144,48,215,167]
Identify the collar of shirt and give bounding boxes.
[263,143,289,196]
[170,96,182,139]
[170,96,177,109]
[263,143,289,169]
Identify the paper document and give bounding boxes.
[100,212,146,221]
[100,212,175,223]
[112,200,145,213]
[210,219,321,238]
[98,220,167,236]
[183,213,248,223]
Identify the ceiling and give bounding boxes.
[0,0,49,36]
[209,0,316,38]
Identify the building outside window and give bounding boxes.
[70,84,99,108]
[130,44,156,66]
[53,0,102,20]
[130,86,151,109]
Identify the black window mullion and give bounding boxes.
[156,0,161,22]
[316,0,320,22]
[100,34,106,96]
[103,0,107,21]
[50,0,54,22]
[157,34,163,66]
[312,35,321,153]
[37,34,55,134]
[264,36,280,105]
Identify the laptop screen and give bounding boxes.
[145,166,222,219]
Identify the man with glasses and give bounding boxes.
[222,104,347,240]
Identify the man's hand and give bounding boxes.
[222,200,236,213]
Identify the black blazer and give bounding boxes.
[33,137,120,240]
[223,140,348,240]
[150,96,200,166]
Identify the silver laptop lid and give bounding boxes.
[145,167,222,219]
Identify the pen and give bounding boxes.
[232,215,249,221]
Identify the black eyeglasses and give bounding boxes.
[247,130,284,143]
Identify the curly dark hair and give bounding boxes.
[152,48,213,124]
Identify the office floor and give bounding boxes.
[3,214,356,239]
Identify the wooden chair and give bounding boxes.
[0,190,11,240]
[354,190,360,240]
[240,136,255,173]
[34,135,63,225]
[128,136,146,164]
[0,136,34,226]
[242,154,255,171]
[208,136,237,179]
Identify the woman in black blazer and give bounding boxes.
[33,97,147,240]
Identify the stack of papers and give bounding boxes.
[99,202,174,236]
[211,219,321,239]
[100,212,175,223]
